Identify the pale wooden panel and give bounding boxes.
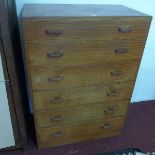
[33,82,133,111]
[23,17,150,44]
[37,116,125,148]
[30,59,140,90]
[28,42,144,67]
[35,100,129,128]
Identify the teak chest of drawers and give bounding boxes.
[21,4,152,149]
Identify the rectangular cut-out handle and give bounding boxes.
[104,107,116,115]
[49,96,64,104]
[47,51,64,58]
[102,123,112,129]
[118,26,132,33]
[111,70,123,76]
[48,76,64,81]
[51,115,64,122]
[107,90,118,96]
[52,131,63,137]
[115,48,129,54]
[45,29,63,35]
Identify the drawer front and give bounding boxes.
[28,42,144,67]
[30,59,139,90]
[37,116,125,147]
[23,17,150,44]
[36,100,129,128]
[33,82,133,110]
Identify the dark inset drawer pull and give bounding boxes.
[115,48,129,54]
[51,115,64,122]
[111,70,123,76]
[107,90,118,96]
[104,107,115,115]
[45,29,63,35]
[47,51,64,58]
[48,76,64,81]
[52,131,63,137]
[49,96,64,104]
[118,26,132,33]
[102,123,112,129]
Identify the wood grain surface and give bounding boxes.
[21,4,152,149]
[35,100,129,128]
[37,116,125,149]
[33,82,133,111]
[30,60,140,90]
[28,42,144,67]
[23,17,150,44]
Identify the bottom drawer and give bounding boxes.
[37,116,125,148]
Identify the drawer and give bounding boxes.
[37,116,125,148]
[28,41,144,67]
[23,17,150,44]
[30,59,140,90]
[33,82,133,110]
[36,100,129,128]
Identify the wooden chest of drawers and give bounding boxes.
[21,4,152,149]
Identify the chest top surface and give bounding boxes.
[22,4,150,18]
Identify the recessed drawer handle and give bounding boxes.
[104,107,115,115]
[111,70,123,76]
[118,26,132,33]
[107,90,118,96]
[49,96,64,104]
[51,115,64,122]
[52,131,63,137]
[102,123,112,129]
[45,29,63,35]
[48,76,64,81]
[47,51,64,58]
[115,48,129,54]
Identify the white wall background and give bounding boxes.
[0,54,15,149]
[15,0,155,103]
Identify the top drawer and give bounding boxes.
[22,17,150,44]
